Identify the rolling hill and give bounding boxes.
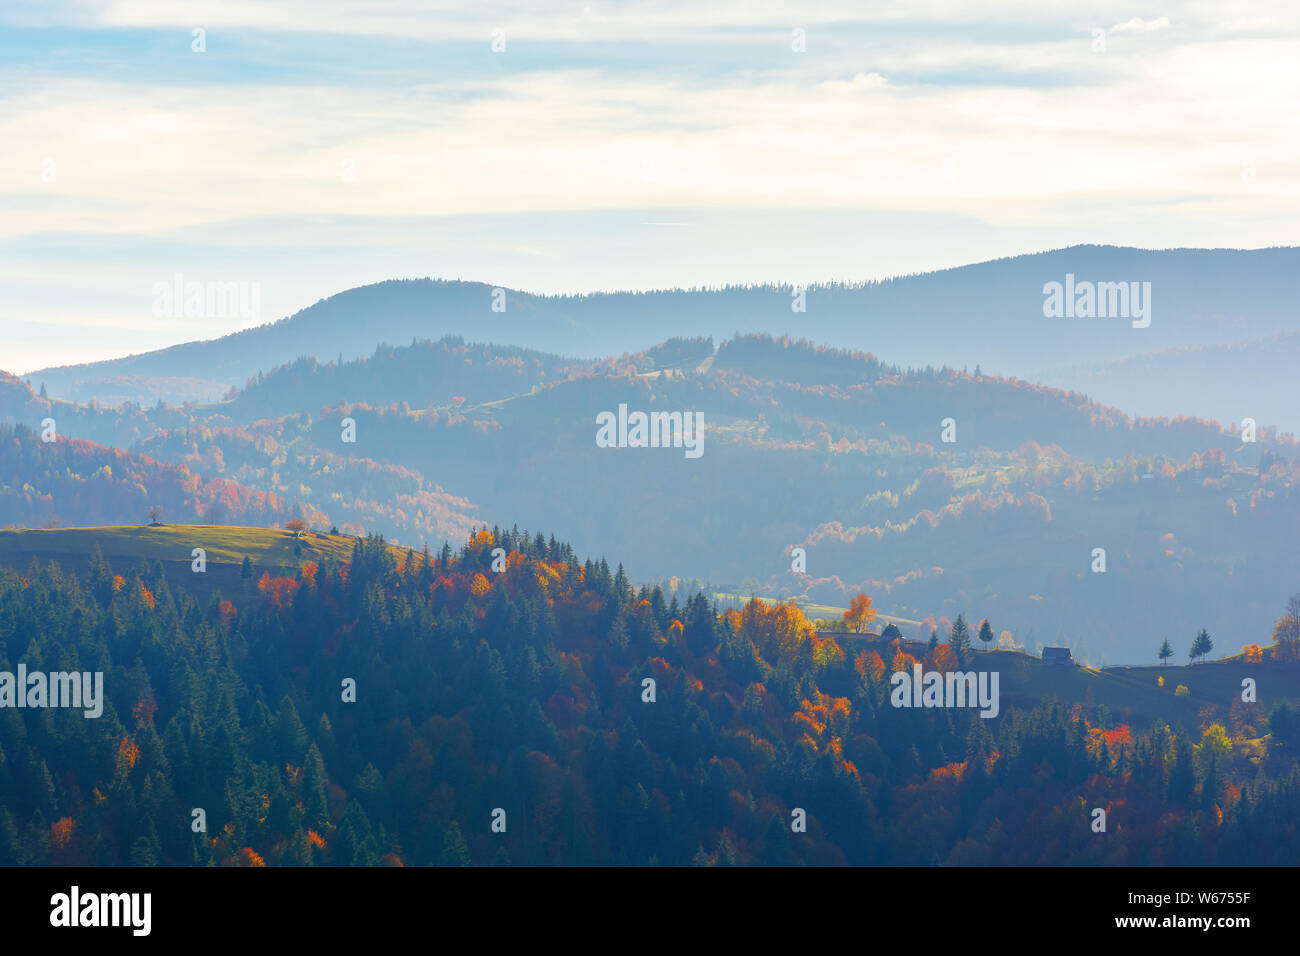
[1,521,1289,733]
[20,246,1300,433]
[0,421,326,532]
[7,519,1296,867]
[5,334,1297,666]
[0,524,362,599]
[1036,331,1300,436]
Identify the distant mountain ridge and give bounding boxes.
[21,245,1300,429]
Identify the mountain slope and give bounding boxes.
[1036,332,1300,435]
[23,246,1300,419]
[5,523,1299,866]
[23,279,582,404]
[6,335,1297,665]
[0,422,325,531]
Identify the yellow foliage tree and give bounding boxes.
[1197,723,1233,761]
[891,649,918,673]
[773,602,814,662]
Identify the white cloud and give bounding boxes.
[1110,16,1172,33]
[6,1,1288,40]
[3,21,1297,245]
[823,71,889,93]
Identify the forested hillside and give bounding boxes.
[0,424,323,531]
[3,527,1298,866]
[221,339,591,422]
[4,335,1297,664]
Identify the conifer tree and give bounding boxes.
[1159,637,1173,666]
[439,821,471,867]
[949,614,972,666]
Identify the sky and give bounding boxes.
[2,0,1297,374]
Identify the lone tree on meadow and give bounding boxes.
[146,506,162,526]
[1189,629,1214,664]
[978,618,994,653]
[1272,593,1300,661]
[1158,637,1173,666]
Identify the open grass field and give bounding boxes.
[975,648,1294,724]
[0,524,358,570]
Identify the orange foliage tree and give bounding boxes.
[258,572,301,609]
[843,593,877,633]
[855,649,886,685]
[50,817,77,851]
[925,643,959,674]
[218,599,237,630]
[115,736,140,777]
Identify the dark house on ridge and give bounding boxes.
[1042,646,1074,666]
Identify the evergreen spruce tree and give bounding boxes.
[1158,637,1173,666]
[439,821,471,867]
[302,742,330,831]
[949,614,972,666]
